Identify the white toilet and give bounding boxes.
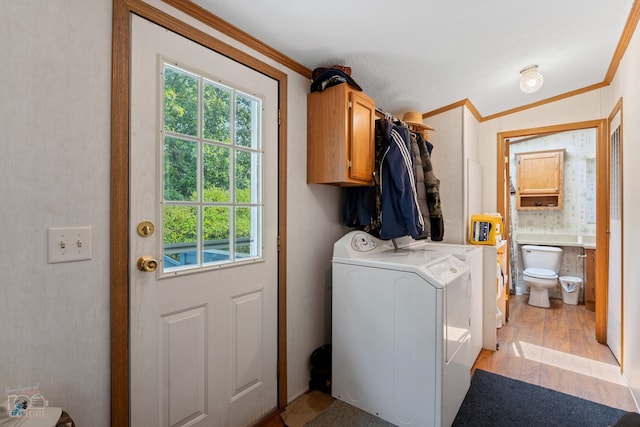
[521,245,563,308]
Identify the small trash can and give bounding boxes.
[559,276,582,305]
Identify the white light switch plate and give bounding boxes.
[48,226,93,263]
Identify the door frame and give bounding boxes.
[496,119,608,343]
[607,97,624,369]
[111,1,290,424]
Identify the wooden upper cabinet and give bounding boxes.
[307,83,375,185]
[516,149,564,209]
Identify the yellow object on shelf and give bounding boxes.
[469,214,503,245]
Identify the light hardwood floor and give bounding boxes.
[259,294,638,426]
[473,294,637,412]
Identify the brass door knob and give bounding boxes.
[137,256,158,272]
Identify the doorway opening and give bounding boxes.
[496,120,610,344]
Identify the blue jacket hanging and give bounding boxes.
[379,121,424,240]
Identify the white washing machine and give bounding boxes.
[331,231,473,427]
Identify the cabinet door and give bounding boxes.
[307,84,375,185]
[517,150,562,195]
[497,240,509,322]
[516,149,564,209]
[348,90,375,182]
[585,249,596,311]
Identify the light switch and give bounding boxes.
[48,226,92,263]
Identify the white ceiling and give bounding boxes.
[192,0,635,118]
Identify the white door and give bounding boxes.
[608,114,622,363]
[130,16,279,426]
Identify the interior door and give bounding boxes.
[608,113,622,363]
[130,15,279,426]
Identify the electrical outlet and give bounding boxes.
[48,226,93,263]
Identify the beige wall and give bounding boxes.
[1,1,112,424]
[426,107,467,243]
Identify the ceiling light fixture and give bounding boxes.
[519,65,544,93]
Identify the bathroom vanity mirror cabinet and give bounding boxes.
[515,149,564,210]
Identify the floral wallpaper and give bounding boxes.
[508,129,596,300]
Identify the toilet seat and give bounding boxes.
[524,267,557,280]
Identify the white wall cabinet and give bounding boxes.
[426,106,481,244]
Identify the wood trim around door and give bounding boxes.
[594,119,609,344]
[496,119,608,343]
[111,0,289,424]
[110,1,130,425]
[607,98,624,368]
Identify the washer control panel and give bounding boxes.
[350,232,378,252]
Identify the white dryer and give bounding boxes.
[331,231,472,427]
[407,241,484,366]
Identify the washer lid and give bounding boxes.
[524,267,557,279]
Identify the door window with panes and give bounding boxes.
[161,62,262,273]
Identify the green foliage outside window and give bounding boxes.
[163,188,251,245]
[162,63,259,263]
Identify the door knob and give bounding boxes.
[137,256,158,272]
[137,221,155,237]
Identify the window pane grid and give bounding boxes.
[161,62,262,273]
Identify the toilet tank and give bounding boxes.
[521,245,563,273]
